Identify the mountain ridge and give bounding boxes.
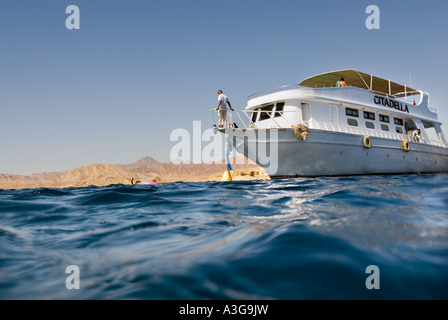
[0,156,268,189]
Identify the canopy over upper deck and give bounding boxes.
[298,69,419,97]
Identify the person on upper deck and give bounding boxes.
[416,129,425,143]
[411,128,418,142]
[407,127,415,140]
[336,78,347,87]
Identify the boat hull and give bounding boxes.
[227,128,448,177]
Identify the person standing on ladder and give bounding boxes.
[215,90,234,128]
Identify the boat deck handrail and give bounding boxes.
[247,84,419,102]
[212,109,444,147]
[247,84,302,100]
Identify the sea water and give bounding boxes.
[1,174,447,299]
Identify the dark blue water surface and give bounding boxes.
[1,174,447,299]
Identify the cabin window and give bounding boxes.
[381,124,389,131]
[379,115,389,123]
[364,111,375,120]
[365,121,375,129]
[346,108,359,117]
[396,127,403,134]
[301,103,310,122]
[394,118,403,126]
[251,111,258,123]
[259,104,274,121]
[347,118,358,127]
[274,102,284,118]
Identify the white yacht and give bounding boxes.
[220,69,448,177]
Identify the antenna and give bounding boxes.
[409,71,413,88]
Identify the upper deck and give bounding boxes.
[298,69,418,97]
[246,69,439,124]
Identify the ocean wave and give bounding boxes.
[1,174,447,299]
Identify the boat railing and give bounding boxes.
[247,84,301,100]
[303,121,438,145]
[246,84,419,102]
[212,109,441,147]
[221,109,302,131]
[430,139,444,147]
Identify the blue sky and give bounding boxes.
[1,0,447,174]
